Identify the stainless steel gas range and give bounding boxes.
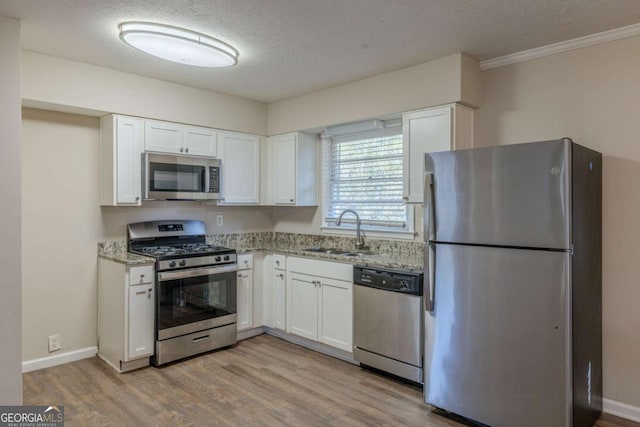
[128,220,237,365]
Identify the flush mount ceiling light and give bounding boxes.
[118,22,238,68]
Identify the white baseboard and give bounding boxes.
[264,327,357,365]
[237,327,265,341]
[603,398,640,423]
[22,347,97,373]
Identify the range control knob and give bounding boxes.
[399,280,409,291]
[169,261,177,268]
[223,255,230,261]
[179,260,187,267]
[215,256,222,262]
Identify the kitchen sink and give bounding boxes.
[302,247,375,256]
[302,247,349,254]
[341,251,376,257]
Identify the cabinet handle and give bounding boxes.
[136,290,146,295]
[238,273,248,278]
[185,147,189,153]
[277,273,284,279]
[148,288,153,298]
[180,147,184,152]
[275,260,280,265]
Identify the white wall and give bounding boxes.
[475,35,640,409]
[267,53,482,135]
[22,51,268,136]
[21,108,273,362]
[0,16,23,404]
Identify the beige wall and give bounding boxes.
[22,51,268,135]
[267,53,482,135]
[475,35,640,407]
[0,16,23,405]
[21,109,273,362]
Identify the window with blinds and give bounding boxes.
[324,128,409,230]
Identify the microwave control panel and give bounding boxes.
[209,167,220,193]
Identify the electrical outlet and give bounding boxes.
[48,334,61,353]
[216,214,223,226]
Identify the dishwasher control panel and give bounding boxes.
[353,266,423,295]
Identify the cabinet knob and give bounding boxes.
[402,195,409,201]
[135,196,140,201]
[148,288,153,298]
[180,147,184,152]
[185,147,189,153]
[290,199,294,203]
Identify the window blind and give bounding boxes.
[324,128,407,229]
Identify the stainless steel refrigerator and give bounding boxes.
[423,138,602,427]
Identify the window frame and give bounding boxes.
[321,128,415,239]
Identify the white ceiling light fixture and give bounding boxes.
[118,22,238,68]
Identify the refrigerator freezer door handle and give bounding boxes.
[424,172,435,242]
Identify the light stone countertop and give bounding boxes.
[98,241,155,265]
[98,232,424,271]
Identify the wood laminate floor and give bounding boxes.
[24,334,638,427]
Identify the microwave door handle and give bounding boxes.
[142,152,151,200]
[203,166,210,194]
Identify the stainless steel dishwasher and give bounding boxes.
[353,265,423,383]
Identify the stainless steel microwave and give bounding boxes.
[143,152,221,201]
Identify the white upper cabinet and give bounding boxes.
[402,104,473,204]
[217,132,261,205]
[144,119,217,157]
[184,125,218,157]
[100,114,143,206]
[267,132,317,206]
[144,120,182,153]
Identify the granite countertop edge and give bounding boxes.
[235,247,422,270]
[99,243,422,270]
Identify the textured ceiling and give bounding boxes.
[2,0,640,103]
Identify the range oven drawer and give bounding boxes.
[154,322,237,366]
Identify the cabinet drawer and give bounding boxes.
[237,253,253,270]
[129,265,154,285]
[274,254,286,270]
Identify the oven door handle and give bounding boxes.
[157,264,238,282]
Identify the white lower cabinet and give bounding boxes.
[98,259,155,372]
[127,284,154,359]
[286,257,353,352]
[272,268,287,331]
[236,254,253,331]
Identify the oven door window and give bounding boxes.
[149,162,206,193]
[158,270,237,331]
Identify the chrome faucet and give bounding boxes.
[336,209,366,250]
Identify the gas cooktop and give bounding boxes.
[132,243,234,259]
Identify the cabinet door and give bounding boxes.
[219,132,260,204]
[127,284,154,360]
[115,116,143,204]
[287,273,318,341]
[272,270,287,330]
[318,277,353,352]
[402,107,452,204]
[237,269,253,331]
[144,120,182,154]
[274,133,297,204]
[184,125,217,157]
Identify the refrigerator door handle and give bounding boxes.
[424,172,436,311]
[424,243,436,312]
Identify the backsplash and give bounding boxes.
[205,232,423,256]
